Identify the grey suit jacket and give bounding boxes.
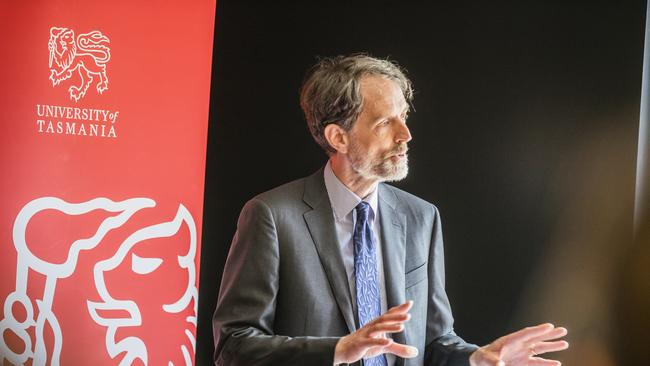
[213,168,478,366]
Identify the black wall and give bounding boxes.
[197,1,645,364]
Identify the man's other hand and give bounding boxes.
[469,323,569,366]
[333,301,419,365]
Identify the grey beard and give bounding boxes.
[377,157,409,182]
[348,150,409,183]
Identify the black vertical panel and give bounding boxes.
[196,1,645,364]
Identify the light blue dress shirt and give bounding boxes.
[323,160,395,366]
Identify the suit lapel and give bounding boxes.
[303,169,357,333]
[378,184,407,352]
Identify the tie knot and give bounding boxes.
[355,201,371,221]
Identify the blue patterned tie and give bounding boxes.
[354,201,388,366]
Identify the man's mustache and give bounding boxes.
[387,144,408,157]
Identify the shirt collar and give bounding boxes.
[323,160,378,222]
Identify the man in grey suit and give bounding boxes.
[213,55,569,366]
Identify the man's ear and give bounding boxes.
[324,124,349,154]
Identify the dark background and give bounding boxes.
[196,1,646,365]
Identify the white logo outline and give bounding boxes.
[0,197,198,366]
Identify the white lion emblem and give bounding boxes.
[48,27,111,102]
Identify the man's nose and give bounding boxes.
[395,120,412,144]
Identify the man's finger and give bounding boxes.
[384,342,419,358]
[531,340,569,355]
[498,323,555,345]
[367,312,410,327]
[528,357,561,366]
[528,327,568,344]
[367,323,404,337]
[386,300,413,314]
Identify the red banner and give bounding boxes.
[0,1,216,365]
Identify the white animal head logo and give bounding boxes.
[0,197,198,366]
[48,27,111,102]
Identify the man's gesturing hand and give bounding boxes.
[333,301,419,365]
[469,323,569,366]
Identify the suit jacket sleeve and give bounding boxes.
[424,206,479,366]
[212,197,340,366]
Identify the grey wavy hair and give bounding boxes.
[299,54,413,155]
